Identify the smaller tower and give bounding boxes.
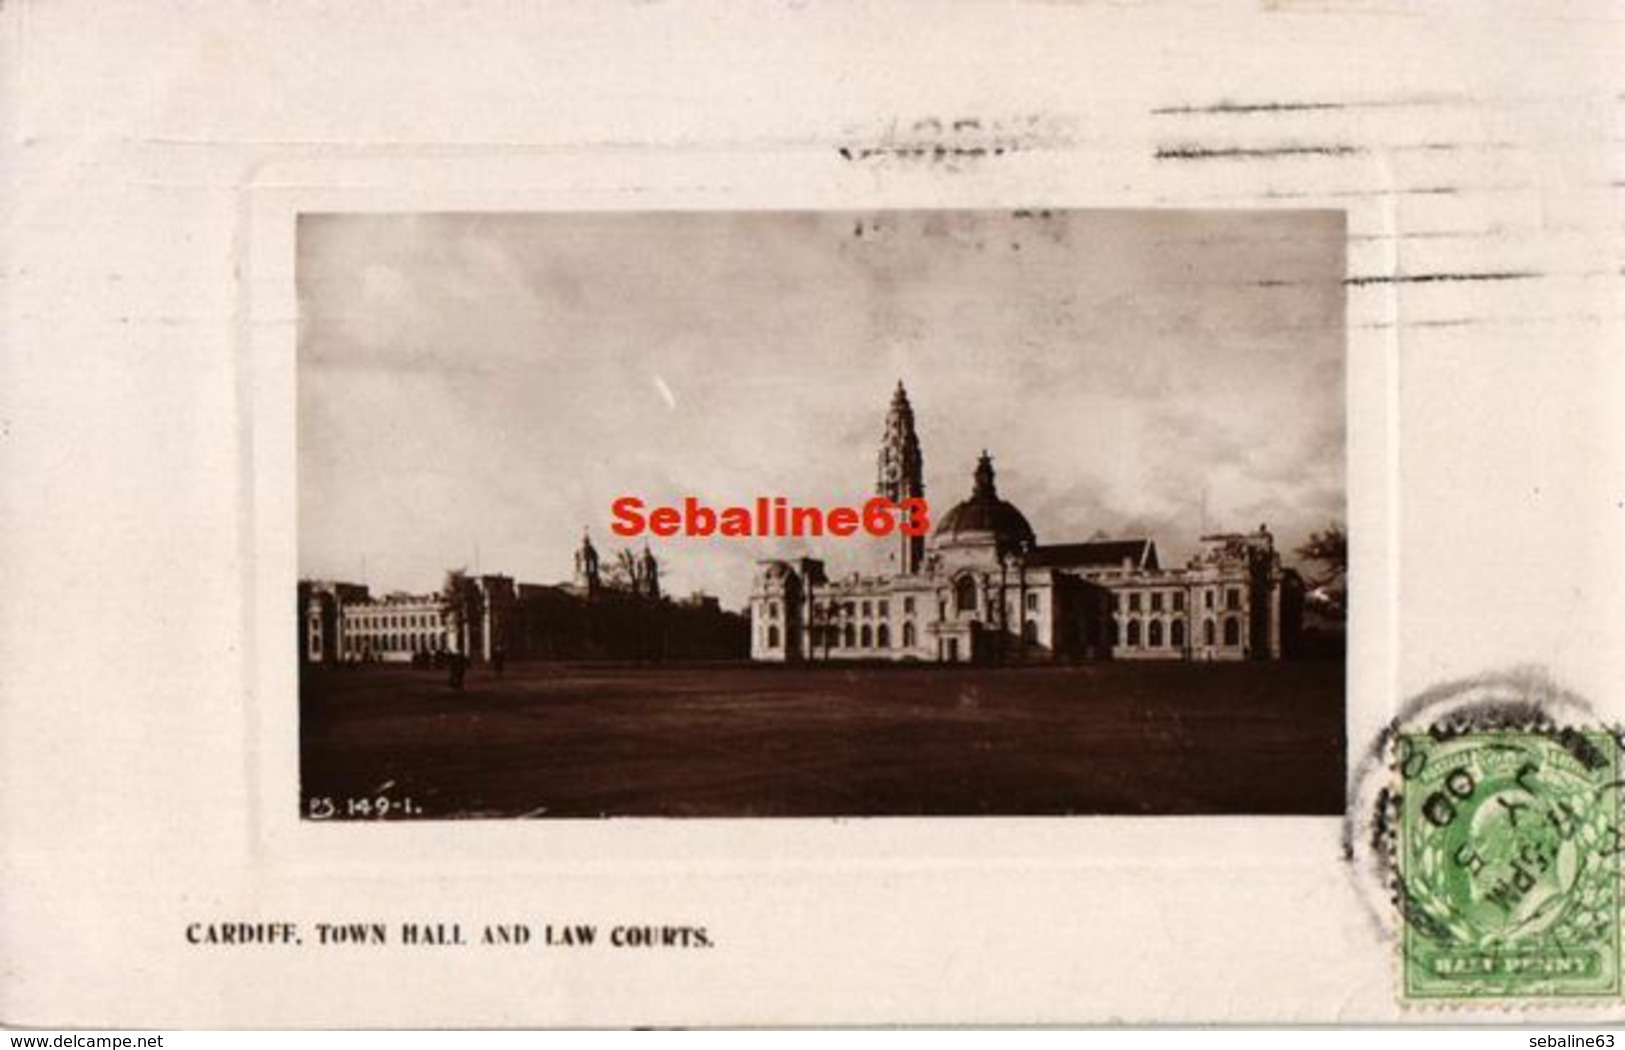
[574,528,601,596]
[639,544,660,600]
[972,449,996,499]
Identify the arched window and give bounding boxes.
[1223,617,1241,647]
[860,624,873,648]
[902,622,916,648]
[877,624,890,648]
[767,625,780,648]
[1148,620,1163,648]
[844,623,856,648]
[1204,619,1216,646]
[1171,620,1185,648]
[954,575,977,616]
[1127,620,1141,647]
[1021,619,1038,644]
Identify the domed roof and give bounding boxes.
[934,451,1036,551]
[937,499,1035,544]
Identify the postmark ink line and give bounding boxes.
[1347,228,1550,242]
[1152,93,1606,116]
[1155,144,1361,161]
[1159,184,1532,203]
[1351,314,1623,331]
[1343,271,1540,287]
[1151,99,1446,116]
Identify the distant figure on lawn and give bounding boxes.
[448,652,468,691]
[492,647,506,677]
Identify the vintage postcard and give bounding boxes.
[3,0,1623,1030]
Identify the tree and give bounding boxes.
[603,548,641,591]
[1296,523,1347,620]
[1296,523,1347,587]
[439,568,482,654]
[601,547,662,597]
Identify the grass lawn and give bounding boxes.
[300,659,1345,818]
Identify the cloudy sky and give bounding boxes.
[298,210,1344,609]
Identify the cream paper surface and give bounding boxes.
[2,0,1622,1027]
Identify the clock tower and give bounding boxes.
[875,380,926,575]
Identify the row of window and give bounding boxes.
[1119,588,1242,614]
[763,620,1053,652]
[343,633,445,653]
[765,596,925,622]
[761,619,1240,650]
[768,588,1051,624]
[765,621,925,650]
[767,587,1244,622]
[949,582,1041,618]
[347,611,440,630]
[1118,617,1241,649]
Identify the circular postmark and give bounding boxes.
[1345,669,1623,1001]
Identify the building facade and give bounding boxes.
[299,574,516,665]
[749,384,1303,664]
[301,538,746,667]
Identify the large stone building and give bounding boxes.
[299,574,517,665]
[749,384,1303,664]
[300,537,746,667]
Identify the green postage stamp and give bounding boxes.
[1398,729,1622,999]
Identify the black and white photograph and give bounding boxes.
[297,208,1347,819]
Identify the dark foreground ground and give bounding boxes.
[300,660,1345,818]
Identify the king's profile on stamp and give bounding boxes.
[1398,729,1621,999]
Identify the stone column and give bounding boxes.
[1268,576,1283,658]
